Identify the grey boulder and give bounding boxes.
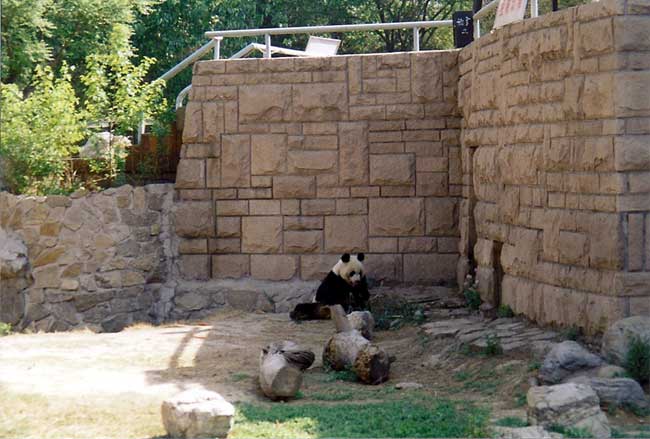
[568,376,649,410]
[538,341,603,384]
[601,316,650,366]
[527,383,611,438]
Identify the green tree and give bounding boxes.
[81,30,166,181]
[0,66,85,194]
[0,0,53,87]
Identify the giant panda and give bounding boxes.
[290,253,369,321]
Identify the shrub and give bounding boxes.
[549,424,593,438]
[562,325,581,341]
[497,304,514,318]
[0,65,85,194]
[624,336,650,385]
[495,417,528,428]
[370,295,424,331]
[483,334,503,356]
[464,288,482,311]
[0,322,12,336]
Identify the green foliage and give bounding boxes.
[0,0,53,86]
[514,391,527,407]
[464,289,482,311]
[623,402,650,417]
[495,417,528,428]
[562,325,582,341]
[230,398,490,438]
[483,334,503,356]
[81,31,166,183]
[549,424,593,438]
[497,305,514,318]
[323,366,358,383]
[0,66,85,194]
[371,299,425,331]
[624,336,650,385]
[0,323,12,337]
[231,372,250,382]
[528,360,541,372]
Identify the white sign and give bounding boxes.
[494,0,529,29]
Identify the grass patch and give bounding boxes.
[549,424,593,438]
[453,367,500,396]
[231,372,251,382]
[483,334,503,357]
[514,391,527,407]
[230,398,490,438]
[323,367,358,383]
[370,297,425,331]
[0,322,11,336]
[495,416,528,428]
[528,361,541,372]
[0,390,164,438]
[562,325,581,341]
[310,390,356,401]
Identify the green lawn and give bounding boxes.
[230,397,490,438]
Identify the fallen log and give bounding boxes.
[259,341,315,400]
[323,305,390,385]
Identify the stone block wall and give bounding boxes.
[458,0,650,332]
[0,185,176,331]
[174,51,462,284]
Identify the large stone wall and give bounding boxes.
[174,51,462,284]
[458,0,650,332]
[0,186,177,331]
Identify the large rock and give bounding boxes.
[0,228,32,325]
[539,341,603,384]
[161,389,235,439]
[493,426,562,439]
[601,316,650,365]
[569,376,649,410]
[527,383,611,438]
[79,131,131,159]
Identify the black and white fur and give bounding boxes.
[290,253,369,321]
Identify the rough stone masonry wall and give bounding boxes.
[0,186,176,332]
[458,0,650,333]
[174,51,462,284]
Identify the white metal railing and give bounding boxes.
[158,20,453,109]
[473,0,539,38]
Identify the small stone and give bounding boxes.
[395,382,423,390]
[162,389,235,439]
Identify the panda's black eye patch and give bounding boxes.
[350,271,356,276]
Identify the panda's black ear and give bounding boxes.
[357,253,365,261]
[341,253,350,263]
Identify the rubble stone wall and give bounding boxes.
[174,51,463,284]
[0,186,177,331]
[458,0,650,332]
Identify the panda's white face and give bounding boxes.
[332,253,365,286]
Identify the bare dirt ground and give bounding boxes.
[1,307,648,438]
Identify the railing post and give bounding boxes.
[552,0,558,11]
[413,27,420,51]
[213,36,223,59]
[264,34,272,59]
[472,0,482,39]
[531,0,538,17]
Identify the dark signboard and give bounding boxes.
[453,11,474,48]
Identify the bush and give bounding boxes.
[464,288,482,311]
[497,304,514,318]
[624,336,650,385]
[483,334,503,356]
[0,322,12,336]
[369,295,425,331]
[0,65,85,194]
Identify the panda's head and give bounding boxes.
[332,253,365,287]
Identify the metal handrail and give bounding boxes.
[205,20,452,38]
[159,19,454,109]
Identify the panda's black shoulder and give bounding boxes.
[315,271,349,304]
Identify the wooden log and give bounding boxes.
[259,341,314,400]
[323,305,390,384]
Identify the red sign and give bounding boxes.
[494,0,528,29]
